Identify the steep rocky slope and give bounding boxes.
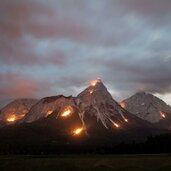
[122,92,171,123]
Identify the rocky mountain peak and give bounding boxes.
[76,79,129,129]
[122,92,171,123]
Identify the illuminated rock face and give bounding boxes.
[122,92,171,123]
[55,105,83,136]
[3,80,151,137]
[24,96,85,136]
[76,80,129,130]
[24,95,77,123]
[0,99,38,125]
[23,80,131,132]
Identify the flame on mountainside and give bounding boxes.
[73,128,83,136]
[109,118,120,128]
[89,79,101,87]
[6,115,16,122]
[46,110,53,117]
[120,101,126,109]
[124,118,128,123]
[113,122,120,128]
[160,111,166,119]
[89,90,94,94]
[6,113,25,122]
[61,106,73,117]
[121,115,129,123]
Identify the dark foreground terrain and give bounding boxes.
[0,154,171,171]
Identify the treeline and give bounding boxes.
[0,133,171,154]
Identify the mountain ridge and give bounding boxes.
[122,91,171,123]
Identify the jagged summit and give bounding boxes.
[76,79,129,129]
[122,91,171,123]
[78,79,114,100]
[135,91,147,96]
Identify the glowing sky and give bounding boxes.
[1,0,171,107]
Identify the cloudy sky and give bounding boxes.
[1,0,171,107]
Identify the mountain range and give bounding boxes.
[0,79,170,153]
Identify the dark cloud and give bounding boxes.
[0,46,67,66]
[121,0,171,16]
[0,0,93,67]
[0,0,93,40]
[0,1,53,38]
[0,0,171,107]
[0,72,54,99]
[0,72,39,97]
[97,57,171,95]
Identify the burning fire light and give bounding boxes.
[89,90,94,94]
[73,128,83,136]
[89,79,100,87]
[61,106,73,117]
[120,101,126,109]
[109,118,120,128]
[113,122,120,128]
[121,114,129,123]
[6,115,16,122]
[124,118,128,123]
[46,110,53,116]
[160,111,166,118]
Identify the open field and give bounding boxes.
[0,154,171,171]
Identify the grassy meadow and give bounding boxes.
[0,154,171,171]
